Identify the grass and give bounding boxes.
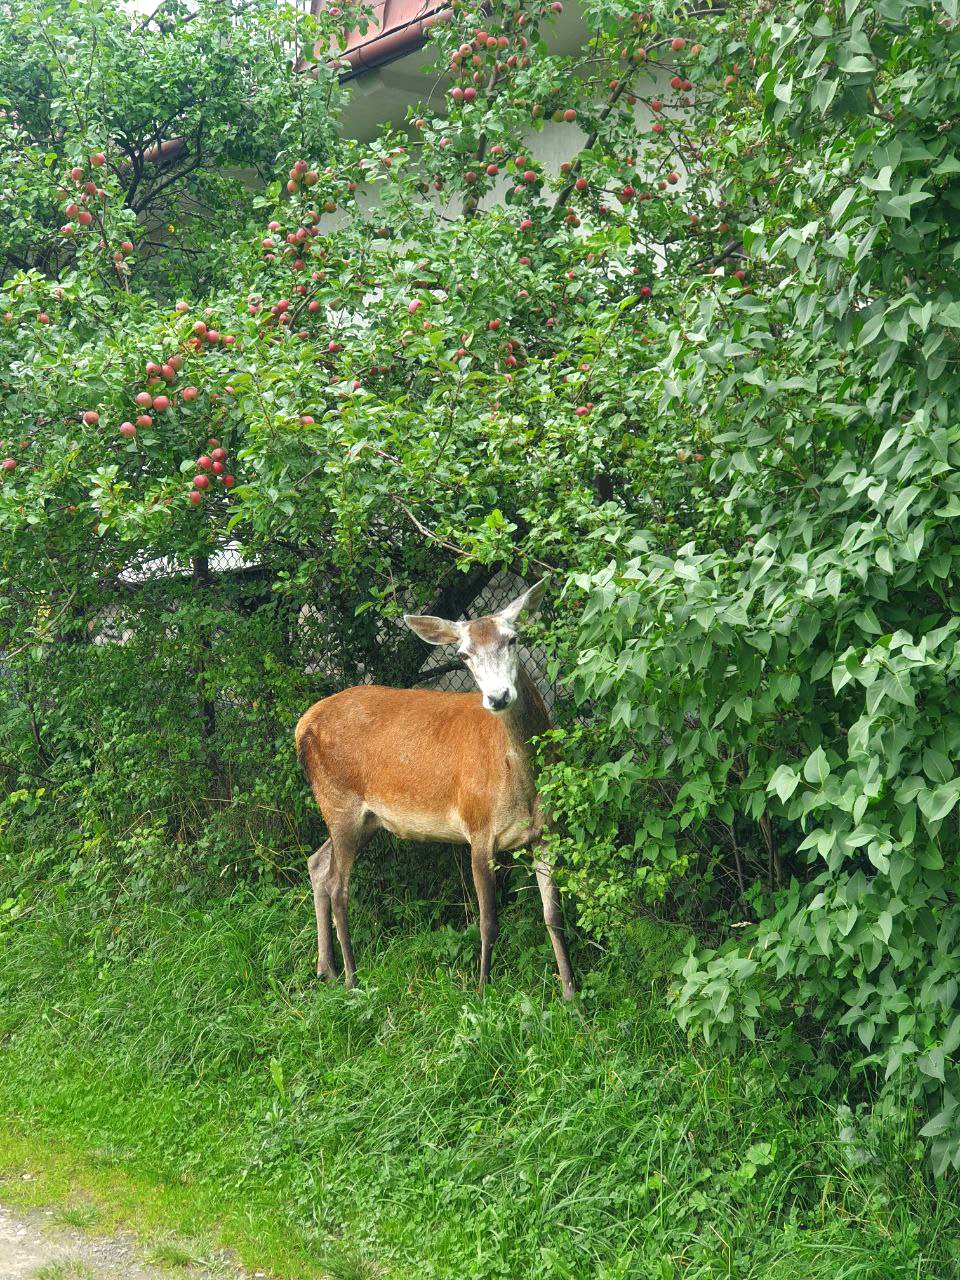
[0,873,957,1280]
[144,1240,209,1269]
[32,1264,96,1280]
[52,1205,102,1230]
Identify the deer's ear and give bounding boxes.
[497,577,548,626]
[403,614,463,646]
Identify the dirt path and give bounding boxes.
[0,1201,259,1280]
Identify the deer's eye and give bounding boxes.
[508,636,518,647]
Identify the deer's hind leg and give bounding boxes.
[533,849,576,1002]
[307,839,337,981]
[326,809,374,990]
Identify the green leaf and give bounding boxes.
[838,54,874,74]
[876,910,893,943]
[918,780,960,823]
[768,764,800,803]
[919,1047,946,1083]
[920,1105,957,1139]
[803,746,831,787]
[830,187,858,222]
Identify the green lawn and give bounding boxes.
[0,878,954,1279]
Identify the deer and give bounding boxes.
[295,578,576,1000]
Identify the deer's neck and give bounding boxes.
[498,665,551,774]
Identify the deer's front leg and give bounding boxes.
[470,840,499,991]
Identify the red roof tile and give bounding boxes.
[337,0,451,76]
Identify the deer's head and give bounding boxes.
[404,579,547,713]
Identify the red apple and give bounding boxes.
[194,474,210,490]
[181,387,198,402]
[152,394,170,412]
[189,490,203,505]
[82,410,99,425]
[118,421,136,438]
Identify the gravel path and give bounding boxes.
[0,1200,260,1280]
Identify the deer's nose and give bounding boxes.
[487,690,512,711]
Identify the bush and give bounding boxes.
[554,1,960,1175]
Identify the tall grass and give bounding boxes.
[0,876,955,1279]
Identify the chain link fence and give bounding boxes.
[94,548,557,708]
